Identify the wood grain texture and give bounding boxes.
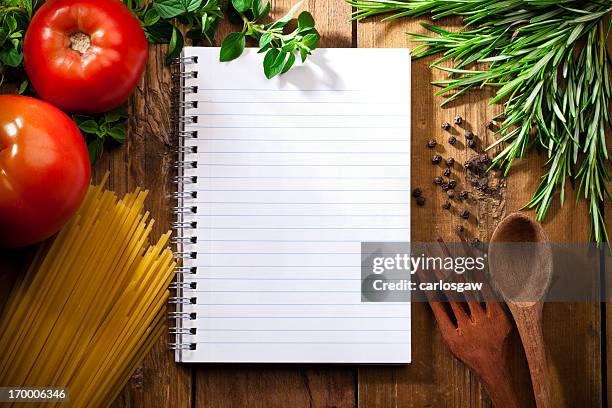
[357,10,603,408]
[193,2,356,407]
[108,43,192,408]
[1,2,606,407]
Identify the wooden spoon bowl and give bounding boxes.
[489,212,553,408]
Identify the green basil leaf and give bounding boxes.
[77,120,101,135]
[166,26,184,64]
[263,48,279,78]
[264,49,287,79]
[108,125,127,143]
[87,138,105,164]
[220,32,245,62]
[154,0,202,19]
[143,8,160,27]
[258,2,271,20]
[252,0,262,18]
[231,0,252,13]
[17,80,28,95]
[259,32,273,48]
[105,106,128,123]
[281,52,296,74]
[0,48,22,67]
[297,11,314,30]
[302,32,319,49]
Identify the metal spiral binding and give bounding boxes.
[168,54,200,353]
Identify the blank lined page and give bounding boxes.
[178,47,411,363]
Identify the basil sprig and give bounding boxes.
[220,0,320,78]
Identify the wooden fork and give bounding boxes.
[416,235,521,408]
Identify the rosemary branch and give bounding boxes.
[347,0,612,242]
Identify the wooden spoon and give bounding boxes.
[489,212,553,408]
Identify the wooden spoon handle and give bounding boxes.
[480,360,521,408]
[512,305,552,408]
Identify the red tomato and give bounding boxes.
[0,95,91,248]
[24,0,147,113]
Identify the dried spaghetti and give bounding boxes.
[0,177,176,407]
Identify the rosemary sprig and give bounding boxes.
[347,0,612,242]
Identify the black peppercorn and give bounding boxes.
[447,189,455,198]
[448,180,457,189]
[432,154,442,164]
[465,130,474,140]
[470,237,482,249]
[486,120,495,130]
[412,188,423,198]
[427,139,437,148]
[459,190,469,200]
[441,183,450,192]
[460,209,470,220]
[442,201,451,210]
[433,176,443,185]
[416,197,426,206]
[442,121,451,131]
[448,135,456,145]
[446,158,455,167]
[443,168,451,177]
[467,139,476,149]
[453,115,462,125]
[464,160,472,170]
[456,225,465,234]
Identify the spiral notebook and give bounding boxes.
[172,47,411,363]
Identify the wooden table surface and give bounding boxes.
[9,1,606,407]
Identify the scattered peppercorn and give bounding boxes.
[448,135,456,145]
[486,120,495,130]
[470,237,482,249]
[416,197,426,206]
[442,201,451,210]
[427,139,437,148]
[467,139,476,149]
[448,180,457,189]
[412,188,423,198]
[460,209,470,220]
[432,154,442,164]
[459,190,469,200]
[465,130,474,140]
[442,121,451,131]
[453,115,462,125]
[447,189,455,198]
[443,168,451,177]
[441,183,450,192]
[456,225,465,234]
[433,176,443,185]
[446,158,455,167]
[464,161,472,170]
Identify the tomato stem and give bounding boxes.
[69,32,91,55]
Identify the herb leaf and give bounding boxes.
[219,32,245,62]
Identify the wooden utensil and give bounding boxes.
[489,212,553,408]
[417,236,520,408]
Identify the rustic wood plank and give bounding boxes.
[357,11,602,408]
[357,14,513,408]
[193,1,356,407]
[109,43,192,408]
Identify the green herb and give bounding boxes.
[218,0,320,78]
[125,0,319,76]
[73,107,129,163]
[347,0,612,243]
[0,0,39,92]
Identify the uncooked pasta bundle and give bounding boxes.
[0,177,176,407]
